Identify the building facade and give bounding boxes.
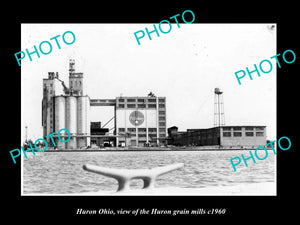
[42,61,266,150]
[167,125,266,148]
[115,96,166,147]
[42,60,167,149]
[220,126,266,147]
[42,62,91,149]
[42,72,65,137]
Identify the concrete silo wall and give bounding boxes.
[77,96,91,148]
[54,96,66,149]
[53,95,91,149]
[65,96,77,149]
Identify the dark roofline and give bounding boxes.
[116,96,165,99]
[220,125,266,127]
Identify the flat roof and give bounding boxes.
[220,125,266,127]
[184,125,266,133]
[186,125,266,130]
[116,96,165,99]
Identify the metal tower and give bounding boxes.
[214,88,225,127]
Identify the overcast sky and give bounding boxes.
[21,23,276,142]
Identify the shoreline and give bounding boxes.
[44,147,274,152]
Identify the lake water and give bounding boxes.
[22,150,276,194]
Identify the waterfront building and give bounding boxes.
[167,125,267,148]
[42,61,91,149]
[42,60,265,150]
[115,96,166,147]
[42,60,166,149]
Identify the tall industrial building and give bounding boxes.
[42,60,91,149]
[42,60,167,149]
[115,96,166,147]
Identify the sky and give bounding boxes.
[21,23,276,142]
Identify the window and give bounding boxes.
[246,132,254,136]
[245,127,254,130]
[138,99,145,102]
[159,111,165,115]
[127,99,136,102]
[256,127,264,131]
[159,116,165,121]
[233,132,242,137]
[149,134,157,138]
[137,104,145,108]
[148,98,156,102]
[223,127,231,131]
[118,99,125,102]
[148,104,156,108]
[223,132,231,137]
[138,128,146,132]
[159,134,166,138]
[233,127,242,131]
[118,128,125,133]
[127,128,136,133]
[159,128,166,133]
[159,104,165,108]
[159,98,165,103]
[148,128,157,132]
[159,122,165,126]
[256,132,264,136]
[127,104,136,108]
[138,134,146,137]
[118,104,124,108]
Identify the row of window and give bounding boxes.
[119,133,166,138]
[119,121,166,127]
[90,99,115,103]
[118,127,166,133]
[223,132,264,137]
[118,98,165,103]
[222,127,265,131]
[117,104,165,109]
[70,80,82,86]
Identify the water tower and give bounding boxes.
[214,87,225,127]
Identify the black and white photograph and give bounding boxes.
[4,5,299,221]
[21,23,276,196]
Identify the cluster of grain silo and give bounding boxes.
[54,95,91,149]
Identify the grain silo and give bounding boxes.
[54,96,66,149]
[43,60,91,149]
[65,96,77,149]
[77,95,91,148]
